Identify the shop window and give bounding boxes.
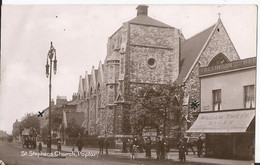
[244,85,255,108]
[212,89,221,111]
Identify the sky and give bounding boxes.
[0,4,257,135]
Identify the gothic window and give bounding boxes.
[97,83,101,108]
[208,53,230,66]
[212,89,221,111]
[108,86,114,103]
[244,85,255,108]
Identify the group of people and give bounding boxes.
[76,134,109,155]
[125,135,204,161]
[98,137,109,155]
[76,133,204,161]
[155,136,170,159]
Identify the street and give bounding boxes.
[0,140,217,165]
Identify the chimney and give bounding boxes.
[56,96,68,105]
[51,99,55,106]
[72,93,77,101]
[136,5,148,16]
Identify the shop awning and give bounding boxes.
[186,110,255,133]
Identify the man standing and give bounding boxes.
[155,137,160,159]
[186,138,195,155]
[159,137,165,159]
[147,137,151,158]
[122,139,127,153]
[104,137,109,155]
[77,134,84,152]
[196,136,203,157]
[179,139,186,161]
[98,137,104,154]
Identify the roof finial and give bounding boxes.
[218,13,221,19]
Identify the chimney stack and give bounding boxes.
[136,5,148,16]
[72,93,78,101]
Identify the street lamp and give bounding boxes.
[45,41,57,153]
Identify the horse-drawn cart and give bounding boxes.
[21,128,36,149]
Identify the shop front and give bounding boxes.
[186,109,255,160]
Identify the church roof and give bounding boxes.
[175,24,216,84]
[128,15,173,28]
[82,78,85,91]
[95,69,98,82]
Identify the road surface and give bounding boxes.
[0,140,217,165]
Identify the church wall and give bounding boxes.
[199,21,240,67]
[129,46,178,84]
[128,24,179,84]
[183,21,241,129]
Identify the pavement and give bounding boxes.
[41,143,254,165]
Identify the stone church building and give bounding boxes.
[76,5,240,137]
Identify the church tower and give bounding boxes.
[104,5,182,136]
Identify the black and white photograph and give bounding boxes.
[0,3,257,165]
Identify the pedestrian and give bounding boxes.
[164,138,170,160]
[129,139,133,153]
[179,139,186,161]
[57,140,61,152]
[98,137,104,154]
[104,137,109,155]
[196,136,203,157]
[122,139,127,153]
[147,137,151,158]
[144,137,148,157]
[38,142,42,152]
[186,137,195,155]
[159,136,165,159]
[77,134,84,152]
[138,136,144,153]
[155,137,161,159]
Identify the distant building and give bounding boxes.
[187,57,256,159]
[39,95,77,138]
[76,5,243,140]
[62,111,85,143]
[0,130,8,138]
[12,119,20,138]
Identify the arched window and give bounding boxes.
[208,53,230,66]
[97,83,101,107]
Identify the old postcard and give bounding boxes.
[0,3,257,165]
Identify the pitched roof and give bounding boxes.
[67,99,79,105]
[95,69,98,82]
[175,24,216,84]
[82,78,85,91]
[128,15,173,28]
[88,75,91,85]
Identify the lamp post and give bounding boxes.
[45,41,57,153]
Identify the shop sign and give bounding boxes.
[142,126,157,137]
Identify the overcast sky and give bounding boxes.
[0,5,257,134]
